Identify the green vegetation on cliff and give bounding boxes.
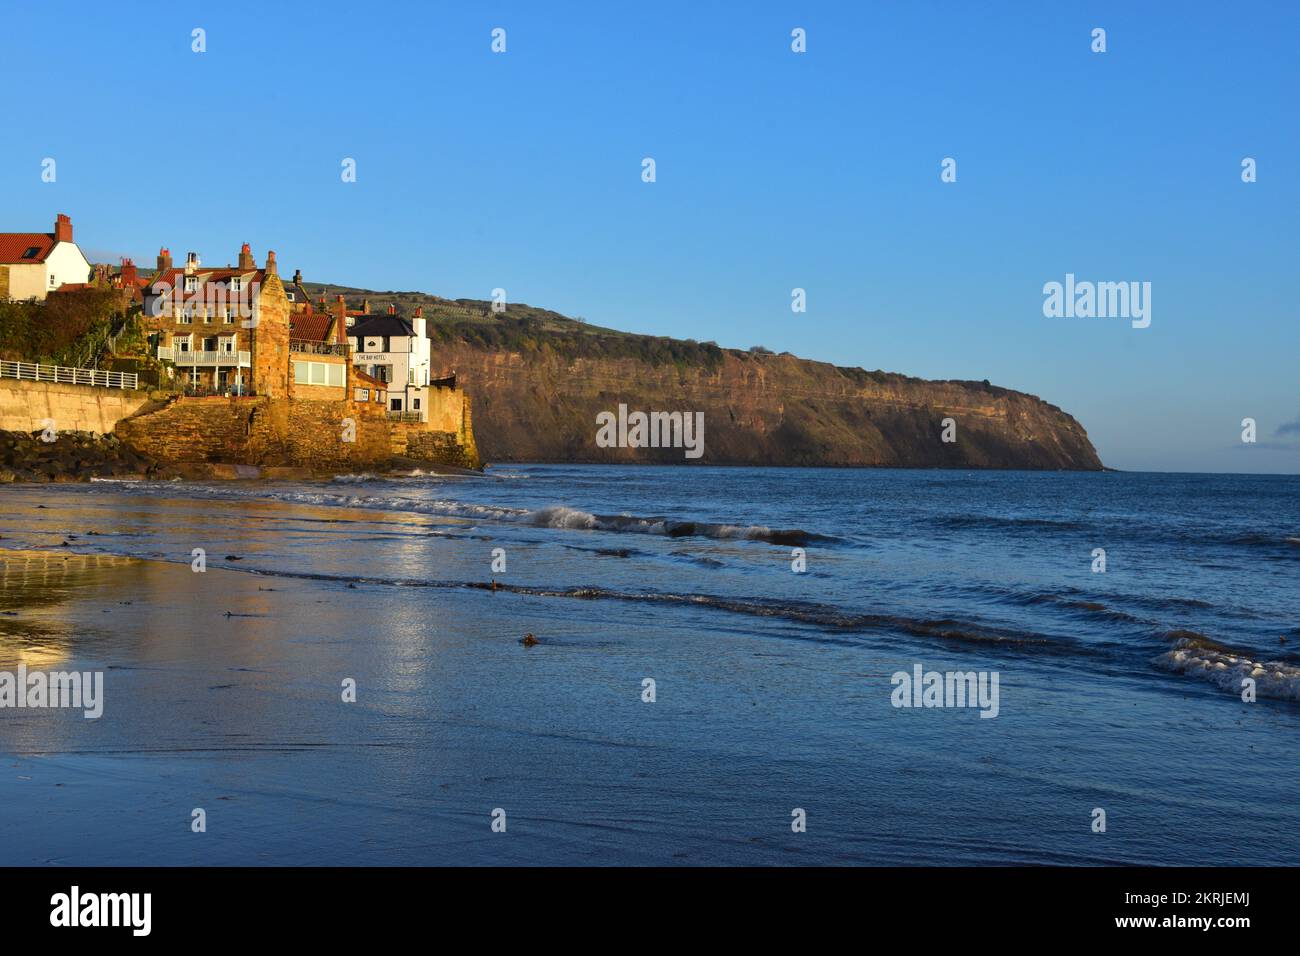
[0,288,124,366]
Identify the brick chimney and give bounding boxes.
[264,250,277,276]
[157,247,172,272]
[238,242,255,270]
[53,213,73,243]
[387,304,396,315]
[120,258,138,287]
[332,295,349,345]
[412,305,426,340]
[292,269,302,286]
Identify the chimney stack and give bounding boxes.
[238,242,255,270]
[157,247,172,272]
[292,269,302,286]
[53,214,73,243]
[265,250,277,276]
[332,296,349,345]
[362,298,371,314]
[184,251,200,275]
[412,305,426,340]
[120,258,138,287]
[387,304,396,315]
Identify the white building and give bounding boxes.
[0,214,92,301]
[347,306,431,420]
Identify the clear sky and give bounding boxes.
[3,1,1296,473]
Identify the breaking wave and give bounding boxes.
[1155,632,1300,701]
[84,481,830,547]
[524,505,828,547]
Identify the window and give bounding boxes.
[413,398,421,410]
[293,360,345,387]
[224,308,234,324]
[231,277,242,292]
[49,273,57,287]
[180,305,194,324]
[220,336,235,353]
[184,276,198,292]
[21,247,40,259]
[390,398,402,411]
[203,337,218,351]
[176,336,192,353]
[408,368,415,385]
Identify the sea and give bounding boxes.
[0,466,1296,865]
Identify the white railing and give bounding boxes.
[0,360,138,390]
[159,347,250,367]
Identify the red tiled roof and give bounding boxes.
[290,312,334,342]
[0,232,56,264]
[148,267,263,289]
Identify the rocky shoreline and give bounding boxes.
[0,430,165,483]
[0,430,484,483]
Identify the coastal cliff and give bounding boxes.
[435,344,1102,469]
[297,288,1103,470]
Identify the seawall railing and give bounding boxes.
[0,360,139,391]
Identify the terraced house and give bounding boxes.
[143,244,267,396]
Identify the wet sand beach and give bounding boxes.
[1,469,1298,865]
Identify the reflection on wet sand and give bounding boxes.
[0,550,139,668]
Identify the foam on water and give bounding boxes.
[1155,635,1300,701]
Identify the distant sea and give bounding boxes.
[1,466,1297,865]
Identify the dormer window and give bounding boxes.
[231,277,242,293]
[184,276,198,292]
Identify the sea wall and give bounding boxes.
[0,379,152,435]
[115,393,480,471]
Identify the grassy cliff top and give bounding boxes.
[298,282,1027,398]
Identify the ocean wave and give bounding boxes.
[939,515,1089,532]
[229,562,1058,649]
[85,481,827,547]
[1155,635,1300,701]
[524,505,828,546]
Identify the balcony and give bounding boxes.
[290,340,349,356]
[159,347,250,367]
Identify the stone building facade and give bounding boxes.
[123,242,479,472]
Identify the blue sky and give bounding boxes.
[3,1,1296,473]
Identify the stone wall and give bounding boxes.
[251,271,291,399]
[116,392,480,471]
[0,379,152,434]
